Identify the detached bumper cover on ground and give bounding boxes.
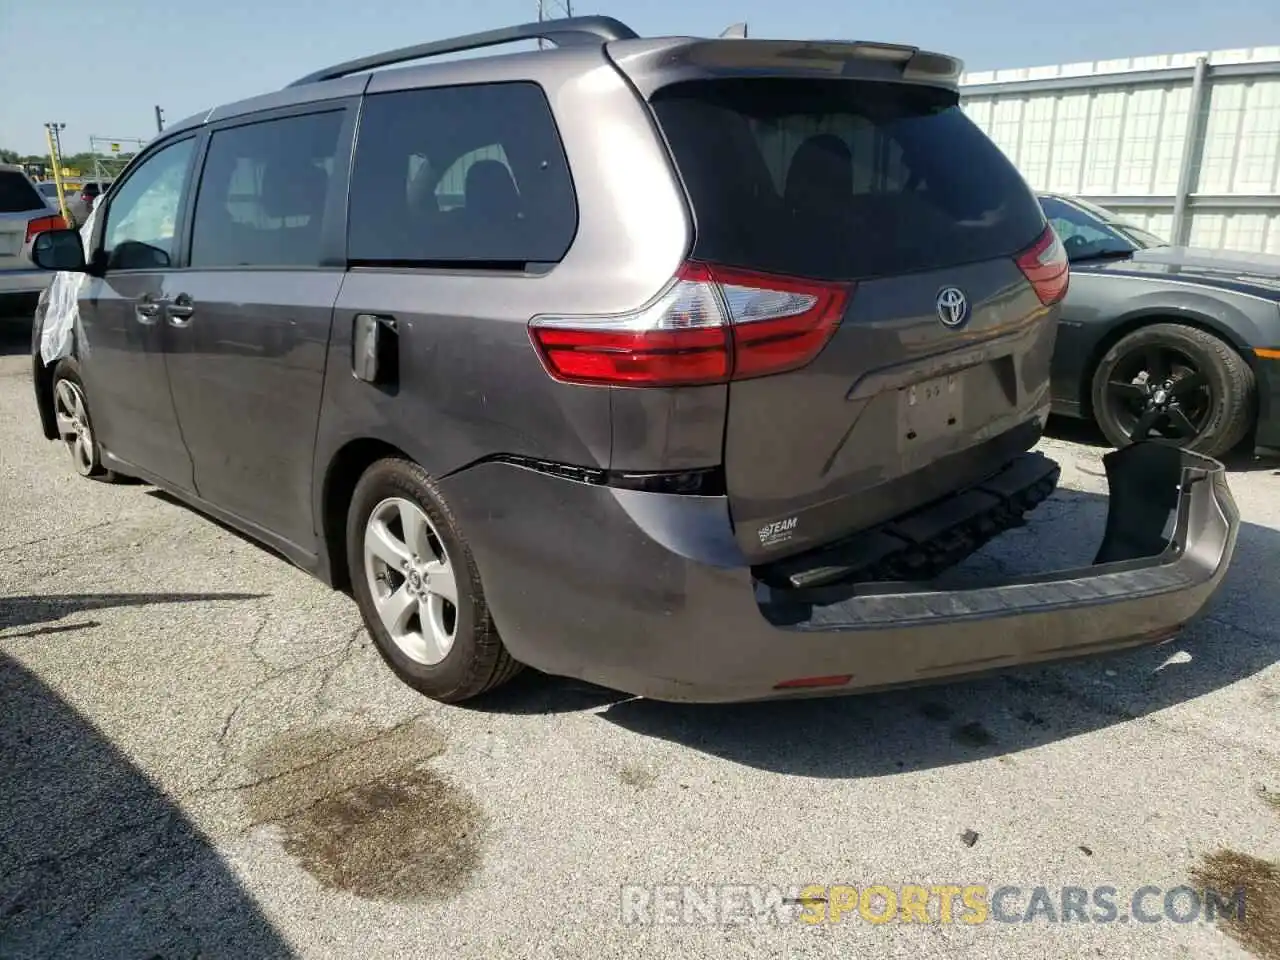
[762,442,1238,684]
[439,442,1240,703]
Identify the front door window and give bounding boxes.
[101,139,195,271]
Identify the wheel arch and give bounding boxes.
[319,437,415,594]
[1077,308,1253,420]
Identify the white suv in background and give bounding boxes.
[0,164,68,310]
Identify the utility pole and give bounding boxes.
[536,0,572,49]
[43,122,71,224]
[154,105,165,134]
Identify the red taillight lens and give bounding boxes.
[1016,226,1070,306]
[528,262,852,387]
[530,263,730,387]
[712,265,851,380]
[25,215,67,244]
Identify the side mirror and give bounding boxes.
[31,229,87,273]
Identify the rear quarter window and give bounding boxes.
[650,78,1046,281]
[347,81,578,265]
[0,171,46,214]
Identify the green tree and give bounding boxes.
[2,145,138,177]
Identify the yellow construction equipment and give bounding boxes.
[43,127,71,225]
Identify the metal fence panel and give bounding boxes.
[960,46,1280,254]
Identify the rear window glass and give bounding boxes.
[347,81,578,265]
[650,78,1046,281]
[190,109,344,268]
[0,171,45,214]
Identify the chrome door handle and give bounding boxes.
[135,295,160,324]
[168,293,194,326]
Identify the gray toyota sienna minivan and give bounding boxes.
[29,17,1239,704]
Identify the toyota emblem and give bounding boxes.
[936,287,969,328]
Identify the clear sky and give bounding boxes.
[3,0,1277,155]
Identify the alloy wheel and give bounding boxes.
[362,497,460,665]
[53,379,97,476]
[1103,344,1212,443]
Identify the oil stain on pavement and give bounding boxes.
[1190,792,1280,960]
[1191,848,1279,960]
[618,764,657,789]
[242,719,485,903]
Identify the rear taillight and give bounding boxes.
[1016,226,1070,306]
[528,262,852,387]
[25,215,67,244]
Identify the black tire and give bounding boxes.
[345,457,522,703]
[1090,323,1255,460]
[50,359,127,483]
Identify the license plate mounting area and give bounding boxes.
[898,372,964,449]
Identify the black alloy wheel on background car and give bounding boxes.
[1090,322,1255,460]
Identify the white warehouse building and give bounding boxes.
[959,45,1280,254]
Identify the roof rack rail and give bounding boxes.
[286,15,641,87]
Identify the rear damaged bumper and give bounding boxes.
[438,442,1238,703]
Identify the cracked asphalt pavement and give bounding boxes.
[2,316,1278,959]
